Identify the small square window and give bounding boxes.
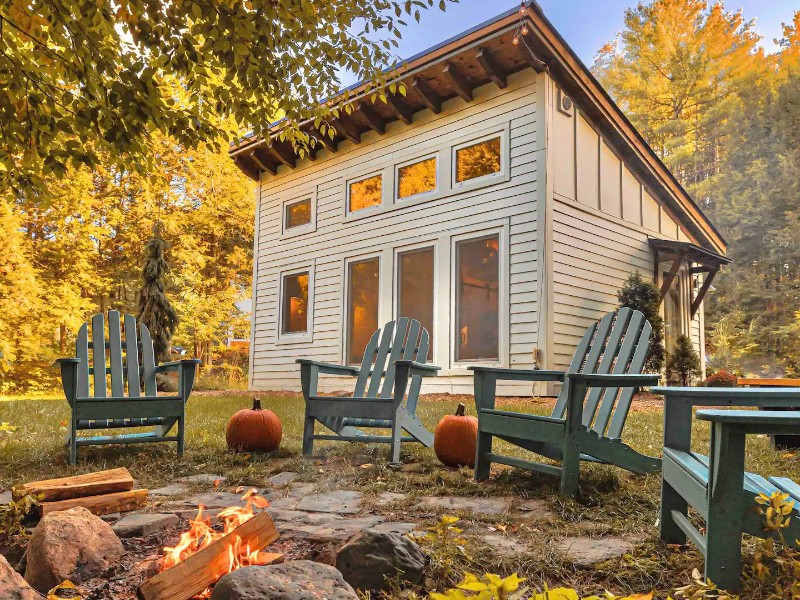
[455,136,502,183]
[285,199,312,229]
[348,174,383,213]
[397,157,437,199]
[281,272,309,334]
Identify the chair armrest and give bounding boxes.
[54,358,81,365]
[698,409,800,435]
[155,359,202,373]
[567,373,660,387]
[652,386,800,409]
[54,358,81,407]
[295,359,360,377]
[469,366,566,382]
[395,360,440,377]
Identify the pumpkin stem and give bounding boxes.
[455,403,466,416]
[252,397,262,411]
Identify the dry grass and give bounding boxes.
[1,391,799,597]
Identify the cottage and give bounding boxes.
[230,2,729,395]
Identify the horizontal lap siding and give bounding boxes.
[551,200,656,370]
[251,70,541,394]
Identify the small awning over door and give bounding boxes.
[648,238,732,318]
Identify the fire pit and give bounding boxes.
[138,489,283,600]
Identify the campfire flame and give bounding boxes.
[160,488,271,597]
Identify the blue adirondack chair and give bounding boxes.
[471,308,661,497]
[655,386,800,591]
[56,311,200,464]
[297,317,439,463]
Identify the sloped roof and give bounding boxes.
[229,2,726,254]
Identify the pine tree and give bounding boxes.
[137,226,178,363]
[618,272,665,373]
[666,334,702,386]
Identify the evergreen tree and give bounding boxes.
[137,226,179,363]
[618,272,665,373]
[666,334,702,386]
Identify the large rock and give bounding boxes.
[0,554,40,600]
[25,507,124,593]
[335,529,427,591]
[209,561,358,600]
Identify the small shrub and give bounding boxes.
[702,370,738,387]
[666,334,702,386]
[618,272,665,373]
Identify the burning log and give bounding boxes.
[39,489,148,517]
[13,467,134,502]
[137,511,282,600]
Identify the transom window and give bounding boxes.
[455,136,502,184]
[455,234,499,361]
[348,174,383,213]
[347,257,380,364]
[281,272,309,334]
[397,157,437,199]
[285,198,312,229]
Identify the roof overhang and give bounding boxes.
[230,1,727,256]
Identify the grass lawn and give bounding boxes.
[1,391,799,597]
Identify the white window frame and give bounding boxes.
[280,187,317,239]
[450,225,508,368]
[451,128,510,192]
[342,253,383,365]
[393,241,438,360]
[276,264,314,344]
[395,153,440,203]
[345,170,388,218]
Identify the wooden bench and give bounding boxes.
[654,386,800,591]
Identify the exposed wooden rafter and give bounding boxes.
[233,155,259,181]
[250,148,277,175]
[268,144,296,169]
[411,77,442,114]
[476,47,507,89]
[443,63,473,102]
[358,103,386,134]
[385,94,414,125]
[330,117,361,145]
[310,128,338,153]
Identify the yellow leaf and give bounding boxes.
[48,580,82,600]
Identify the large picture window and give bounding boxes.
[397,247,434,359]
[454,136,502,184]
[281,272,309,334]
[455,234,499,361]
[348,174,383,213]
[347,257,380,364]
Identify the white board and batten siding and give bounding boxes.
[251,69,542,395]
[548,81,705,373]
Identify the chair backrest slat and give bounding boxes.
[404,326,429,414]
[552,312,615,419]
[107,310,125,397]
[139,322,158,397]
[124,314,142,398]
[365,320,397,398]
[378,317,412,398]
[353,329,381,398]
[606,319,652,438]
[550,309,652,436]
[76,323,90,398]
[91,313,106,397]
[581,307,634,425]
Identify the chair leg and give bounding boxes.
[177,416,185,457]
[390,417,403,464]
[69,418,78,466]
[302,410,315,456]
[475,430,493,481]
[559,437,580,498]
[659,479,688,544]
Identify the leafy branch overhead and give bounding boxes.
[0,0,455,191]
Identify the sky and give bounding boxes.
[340,0,797,86]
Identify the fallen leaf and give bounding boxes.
[48,580,82,599]
[213,479,222,489]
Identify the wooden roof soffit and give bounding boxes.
[476,47,507,89]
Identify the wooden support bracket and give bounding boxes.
[659,251,685,301]
[691,268,717,318]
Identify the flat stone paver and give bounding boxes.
[180,491,247,509]
[296,490,363,514]
[150,484,190,497]
[112,513,179,538]
[515,498,553,519]
[268,496,301,510]
[481,533,529,555]
[267,472,300,486]
[557,536,634,567]
[374,492,407,507]
[370,522,421,535]
[177,474,227,485]
[287,483,316,498]
[0,490,12,504]
[420,496,511,515]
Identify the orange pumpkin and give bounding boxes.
[434,403,478,468]
[226,398,282,452]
